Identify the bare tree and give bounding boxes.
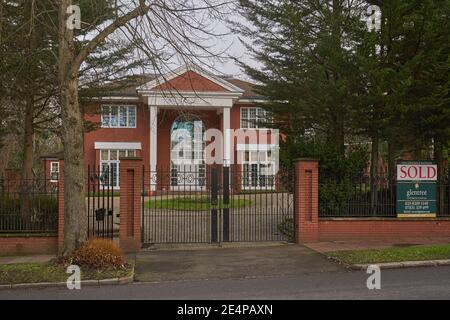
[57,0,232,254]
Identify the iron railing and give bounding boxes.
[0,177,58,233]
[319,170,450,218]
[141,165,295,245]
[86,165,117,240]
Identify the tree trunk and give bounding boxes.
[335,118,346,156]
[21,97,35,181]
[59,0,87,255]
[387,137,396,181]
[20,96,35,225]
[0,135,15,176]
[435,139,446,216]
[61,76,87,255]
[19,0,39,226]
[370,134,379,215]
[331,0,346,157]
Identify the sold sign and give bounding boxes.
[397,164,438,181]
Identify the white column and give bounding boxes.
[223,107,231,167]
[149,104,158,191]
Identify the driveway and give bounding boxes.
[134,244,346,283]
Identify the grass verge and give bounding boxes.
[0,262,133,285]
[145,197,252,210]
[328,244,450,265]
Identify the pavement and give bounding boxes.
[133,244,345,283]
[304,237,450,253]
[1,243,450,299]
[0,255,55,265]
[1,266,450,299]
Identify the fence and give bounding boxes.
[142,165,295,245]
[86,165,117,240]
[319,170,450,218]
[0,177,58,233]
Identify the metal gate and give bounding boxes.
[86,166,116,240]
[142,166,294,245]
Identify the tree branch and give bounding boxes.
[72,0,153,74]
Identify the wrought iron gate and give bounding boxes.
[86,166,116,240]
[142,166,294,246]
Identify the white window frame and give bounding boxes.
[50,162,59,182]
[101,105,137,129]
[99,149,136,188]
[240,107,272,129]
[170,117,207,190]
[241,150,276,190]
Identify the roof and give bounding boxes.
[137,65,245,94]
[224,78,265,100]
[40,151,64,160]
[94,71,264,101]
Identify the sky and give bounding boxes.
[83,1,261,82]
[206,16,257,79]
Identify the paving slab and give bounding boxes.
[134,244,346,283]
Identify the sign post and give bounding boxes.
[397,161,437,218]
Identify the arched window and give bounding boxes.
[171,115,205,164]
[170,115,206,187]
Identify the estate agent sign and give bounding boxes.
[397,161,437,218]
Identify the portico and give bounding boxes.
[83,64,270,192]
[136,65,244,190]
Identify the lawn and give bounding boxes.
[329,244,450,265]
[0,262,133,285]
[145,197,252,211]
[86,191,120,197]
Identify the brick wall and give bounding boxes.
[319,219,450,241]
[294,159,450,243]
[0,236,58,256]
[119,158,143,253]
[58,161,65,254]
[294,159,319,243]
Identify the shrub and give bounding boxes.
[65,239,125,270]
[0,195,58,213]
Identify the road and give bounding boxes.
[1,266,450,300]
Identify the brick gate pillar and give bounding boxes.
[119,158,143,253]
[294,159,319,243]
[57,160,65,254]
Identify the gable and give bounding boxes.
[137,65,245,94]
[154,70,228,92]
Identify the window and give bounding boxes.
[50,162,59,182]
[100,149,136,188]
[101,105,137,128]
[242,150,276,189]
[240,107,272,129]
[170,115,206,187]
